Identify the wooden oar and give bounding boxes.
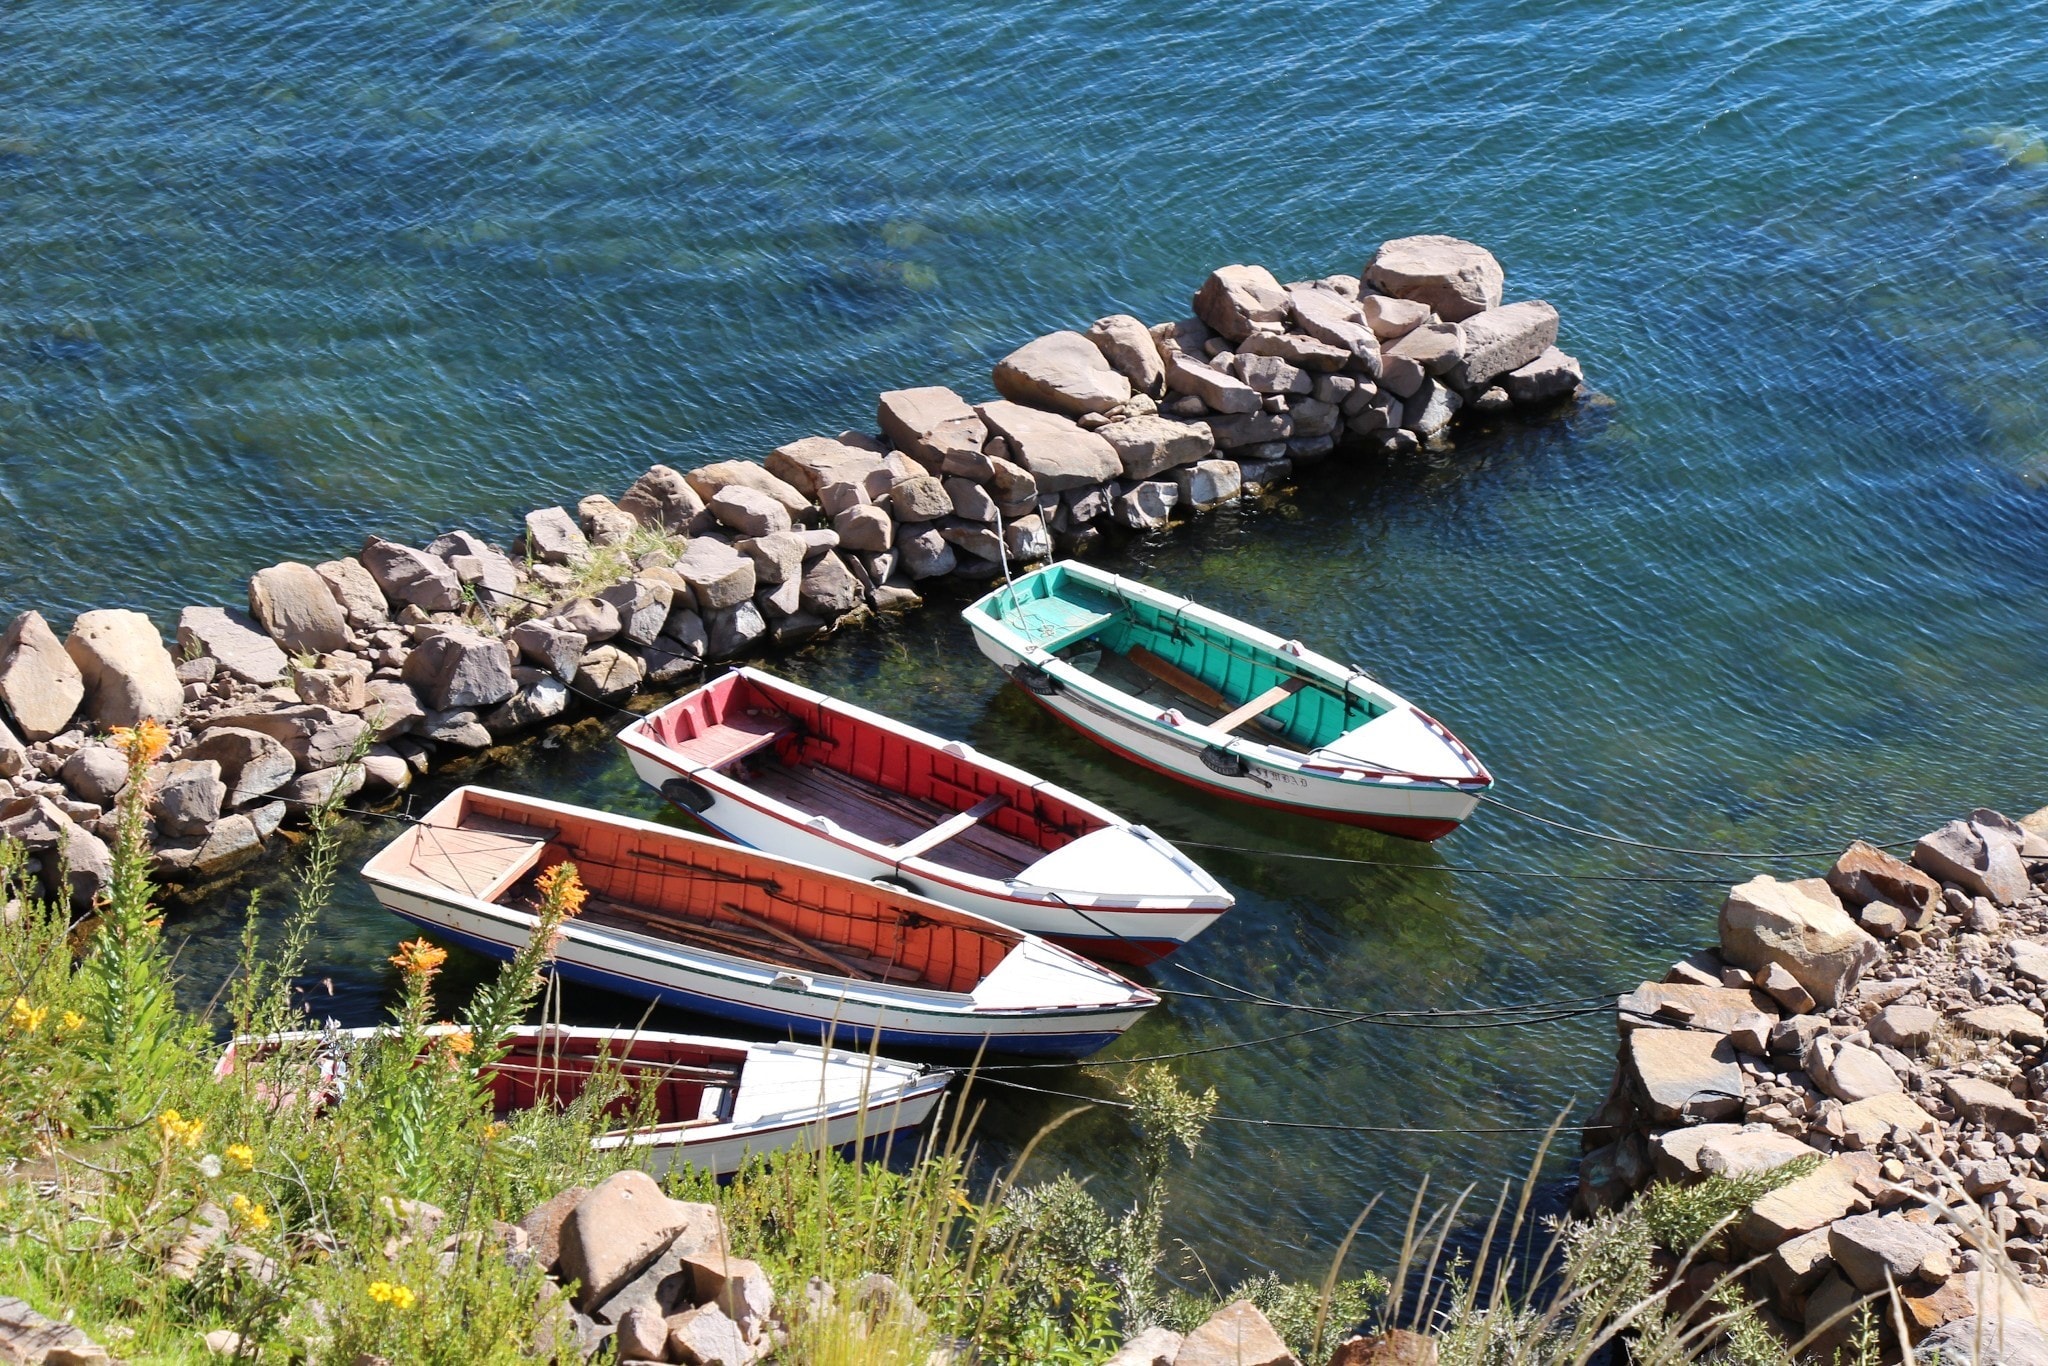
[1126,646,1230,711]
[718,902,880,982]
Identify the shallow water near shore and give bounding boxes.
[8,0,2048,1281]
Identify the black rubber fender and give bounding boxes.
[660,775,716,813]
[1200,745,1249,779]
[1012,662,1062,696]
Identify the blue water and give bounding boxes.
[7,0,2048,1281]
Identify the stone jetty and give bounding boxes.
[0,237,1580,902]
[1580,807,2048,1352]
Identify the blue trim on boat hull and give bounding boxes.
[392,913,1126,1058]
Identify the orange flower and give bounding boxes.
[440,1029,474,1056]
[535,862,588,919]
[109,719,171,765]
[389,939,449,976]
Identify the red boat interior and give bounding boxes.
[641,672,1109,880]
[487,1031,742,1131]
[367,788,1023,993]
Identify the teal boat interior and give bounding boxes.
[977,567,1390,752]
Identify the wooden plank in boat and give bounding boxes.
[1126,646,1230,712]
[893,792,1009,862]
[787,765,1043,874]
[671,712,793,769]
[404,826,547,901]
[1210,678,1306,736]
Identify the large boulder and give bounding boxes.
[150,759,227,837]
[1174,1298,1297,1366]
[676,540,756,613]
[683,461,808,517]
[1942,1077,2034,1134]
[0,795,112,905]
[1719,876,1881,1008]
[1447,301,1560,389]
[199,706,367,771]
[1914,820,2029,905]
[797,555,862,618]
[361,538,463,611]
[973,402,1121,492]
[766,437,878,500]
[0,610,85,741]
[1162,352,1262,414]
[1915,1313,2048,1366]
[181,727,296,806]
[65,610,183,729]
[1360,294,1435,341]
[427,531,522,612]
[1829,1214,1953,1293]
[877,386,988,471]
[1827,839,1942,916]
[1192,265,1290,341]
[617,464,707,531]
[1176,460,1243,512]
[520,508,590,566]
[176,606,289,686]
[1739,1156,1868,1249]
[1501,347,1584,405]
[1805,1037,1902,1103]
[313,558,391,630]
[361,679,426,741]
[992,331,1132,416]
[703,602,766,660]
[597,578,673,648]
[1286,286,1383,373]
[1085,314,1167,396]
[1364,236,1504,322]
[1623,1028,1743,1123]
[557,1170,701,1311]
[1098,415,1214,481]
[708,486,792,539]
[247,562,352,655]
[400,629,517,711]
[59,746,129,806]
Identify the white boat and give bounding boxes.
[216,1023,950,1177]
[962,561,1492,840]
[616,667,1233,966]
[359,786,1158,1057]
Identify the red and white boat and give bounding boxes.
[618,668,1232,967]
[217,1024,951,1177]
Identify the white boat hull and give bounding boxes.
[366,869,1152,1058]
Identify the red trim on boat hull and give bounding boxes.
[1027,694,1465,842]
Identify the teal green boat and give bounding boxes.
[963,561,1492,839]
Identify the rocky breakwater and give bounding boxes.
[0,236,1581,904]
[1580,808,2048,1354]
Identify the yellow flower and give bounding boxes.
[109,719,171,765]
[440,1029,474,1056]
[535,862,588,919]
[229,1193,272,1233]
[389,939,448,977]
[59,1010,84,1032]
[156,1109,205,1149]
[8,998,48,1033]
[225,1143,255,1171]
[368,1280,415,1311]
[481,1121,506,1144]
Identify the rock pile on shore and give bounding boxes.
[1579,807,2048,1351]
[0,238,1580,903]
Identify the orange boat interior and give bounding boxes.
[642,672,1108,880]
[367,788,1022,994]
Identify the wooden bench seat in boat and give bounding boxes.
[668,710,794,769]
[401,820,553,902]
[744,761,1042,879]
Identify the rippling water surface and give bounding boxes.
[7,0,2048,1278]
